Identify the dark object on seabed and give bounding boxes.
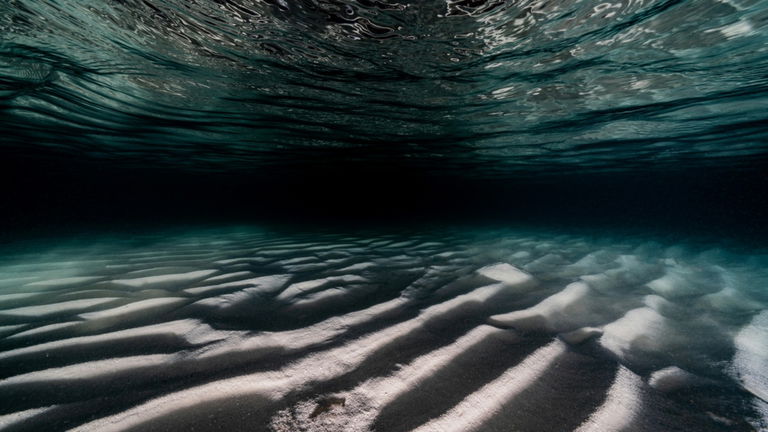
[309,396,347,419]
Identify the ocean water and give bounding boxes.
[2,0,768,174]
[2,0,768,431]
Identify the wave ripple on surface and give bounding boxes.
[1,0,768,175]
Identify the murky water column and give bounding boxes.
[0,228,766,431]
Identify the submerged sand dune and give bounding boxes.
[0,228,766,431]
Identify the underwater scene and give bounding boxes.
[1,0,768,431]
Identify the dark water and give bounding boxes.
[2,0,768,234]
[1,1,768,431]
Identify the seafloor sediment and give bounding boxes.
[0,227,766,431]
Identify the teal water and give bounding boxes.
[1,1,768,431]
[2,0,768,175]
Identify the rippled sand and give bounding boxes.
[0,227,766,431]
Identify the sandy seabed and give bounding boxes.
[0,227,766,431]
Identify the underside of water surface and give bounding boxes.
[1,0,768,431]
